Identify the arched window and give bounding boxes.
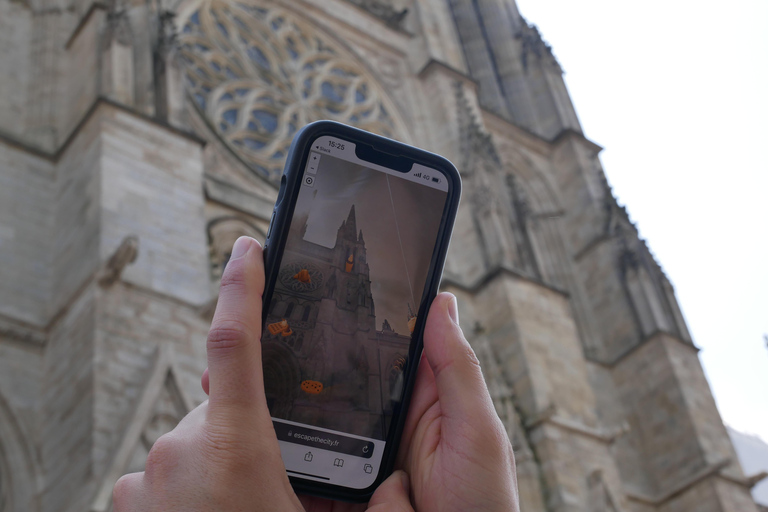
[293,332,304,352]
[285,302,295,319]
[302,304,311,322]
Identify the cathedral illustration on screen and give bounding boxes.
[0,0,764,511]
[263,205,411,440]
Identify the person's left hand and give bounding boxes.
[112,236,413,512]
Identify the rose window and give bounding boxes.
[177,0,402,184]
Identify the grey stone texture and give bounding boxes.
[0,0,762,511]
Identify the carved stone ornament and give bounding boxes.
[469,183,494,215]
[515,19,561,73]
[454,81,501,173]
[177,0,403,184]
[344,0,408,29]
[98,235,139,287]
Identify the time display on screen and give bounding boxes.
[328,140,345,150]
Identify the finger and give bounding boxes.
[168,400,208,437]
[112,472,145,512]
[201,368,209,395]
[207,236,266,416]
[422,293,496,423]
[298,495,366,512]
[396,353,437,467]
[366,470,414,512]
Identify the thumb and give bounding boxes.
[206,236,266,417]
[422,293,496,422]
[366,470,413,512]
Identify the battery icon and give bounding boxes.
[431,177,439,183]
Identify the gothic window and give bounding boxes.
[620,247,672,337]
[352,346,370,408]
[284,302,295,319]
[301,304,311,322]
[345,249,354,272]
[505,174,542,279]
[292,331,304,352]
[177,1,404,184]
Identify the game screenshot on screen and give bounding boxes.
[261,137,448,487]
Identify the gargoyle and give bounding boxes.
[98,235,139,286]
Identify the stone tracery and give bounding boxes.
[177,0,401,184]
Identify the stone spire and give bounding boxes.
[346,205,357,233]
[447,0,582,139]
[336,204,358,242]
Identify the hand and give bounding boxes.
[113,237,413,512]
[396,293,520,512]
[294,294,519,512]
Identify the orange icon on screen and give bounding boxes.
[407,304,417,333]
[267,319,290,336]
[293,269,311,283]
[345,254,354,272]
[301,380,324,394]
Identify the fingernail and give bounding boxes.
[447,294,459,325]
[230,236,252,261]
[399,470,410,496]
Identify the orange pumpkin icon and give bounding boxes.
[301,380,323,394]
[267,319,290,336]
[293,269,311,283]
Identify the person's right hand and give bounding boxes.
[396,293,520,512]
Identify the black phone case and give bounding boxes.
[262,120,461,502]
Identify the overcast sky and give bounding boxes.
[511,0,768,442]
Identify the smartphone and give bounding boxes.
[261,121,461,501]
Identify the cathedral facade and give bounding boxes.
[0,0,762,511]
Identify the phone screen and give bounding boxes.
[262,135,449,489]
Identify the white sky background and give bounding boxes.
[513,0,768,442]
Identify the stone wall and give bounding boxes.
[0,0,762,511]
[93,282,209,478]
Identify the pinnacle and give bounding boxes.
[346,205,356,230]
[337,204,359,241]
